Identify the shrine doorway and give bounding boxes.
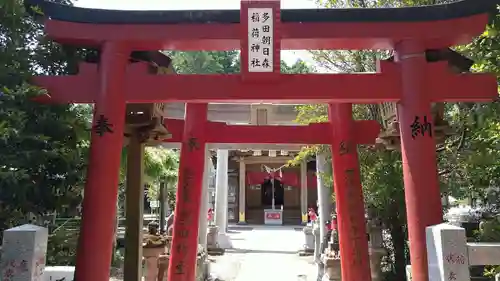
[261,178,285,207]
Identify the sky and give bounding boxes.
[73,0,319,66]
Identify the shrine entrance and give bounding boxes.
[28,1,498,281]
[261,178,284,207]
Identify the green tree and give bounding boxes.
[0,0,92,233]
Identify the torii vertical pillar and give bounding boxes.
[75,43,129,281]
[328,103,372,281]
[167,103,208,281]
[395,42,442,281]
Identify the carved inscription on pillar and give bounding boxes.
[344,169,362,266]
[410,115,433,139]
[173,167,194,275]
[187,137,200,152]
[338,141,354,155]
[92,114,114,136]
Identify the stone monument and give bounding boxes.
[1,224,48,281]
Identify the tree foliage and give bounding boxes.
[294,1,500,280]
[0,0,92,233]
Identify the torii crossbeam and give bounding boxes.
[161,119,380,145]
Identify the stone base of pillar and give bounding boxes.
[237,221,247,225]
[298,225,315,256]
[156,250,210,281]
[322,256,341,281]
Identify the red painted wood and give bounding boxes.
[395,41,443,281]
[74,43,129,281]
[31,60,497,104]
[162,119,380,145]
[43,13,488,50]
[167,104,208,281]
[329,103,372,281]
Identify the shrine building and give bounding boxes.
[163,102,319,225]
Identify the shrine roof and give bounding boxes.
[26,0,497,25]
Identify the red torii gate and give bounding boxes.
[163,114,380,280]
[26,0,499,281]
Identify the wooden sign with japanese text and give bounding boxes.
[247,8,274,72]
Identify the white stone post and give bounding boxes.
[214,149,231,249]
[198,148,211,247]
[316,153,331,242]
[238,159,247,224]
[215,149,229,232]
[300,160,308,224]
[426,223,470,281]
[1,224,48,281]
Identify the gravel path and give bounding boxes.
[210,225,318,281]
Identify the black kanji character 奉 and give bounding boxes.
[187,137,200,151]
[93,114,113,136]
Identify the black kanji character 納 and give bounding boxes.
[410,115,433,139]
[93,115,114,136]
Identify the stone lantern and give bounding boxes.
[367,217,386,281]
[124,51,173,145]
